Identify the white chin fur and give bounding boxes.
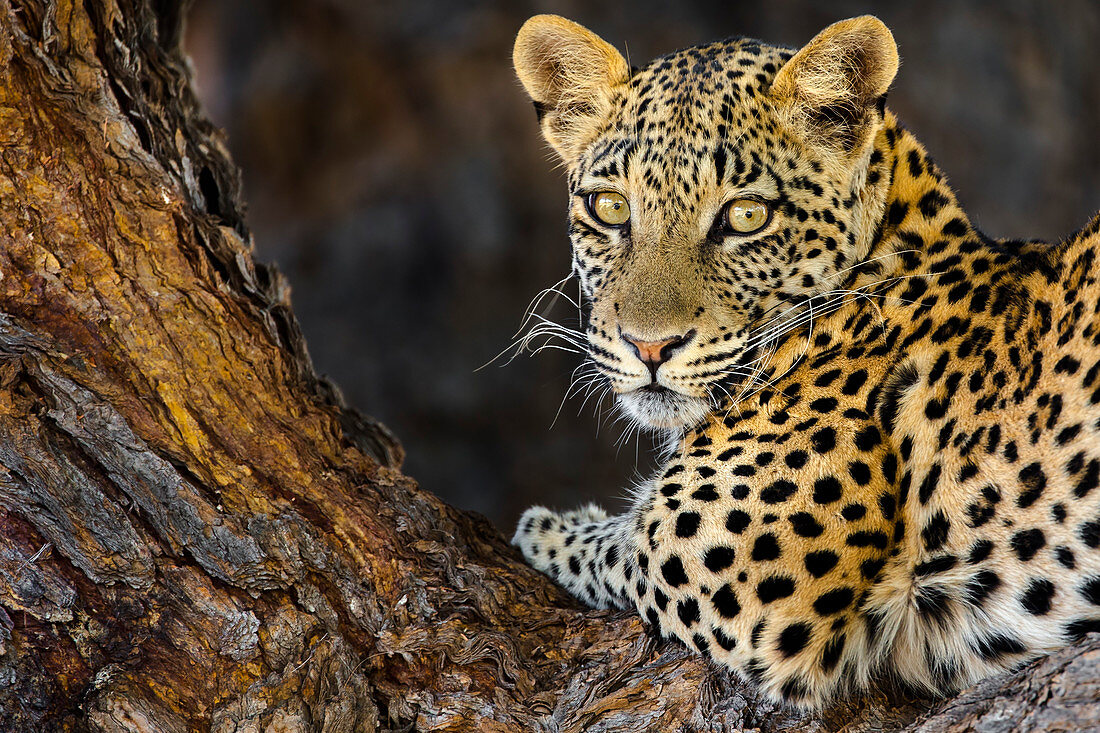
[617,389,712,431]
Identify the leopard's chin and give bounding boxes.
[617,386,712,432]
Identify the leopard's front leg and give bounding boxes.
[514,404,902,709]
[513,503,637,609]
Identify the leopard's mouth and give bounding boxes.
[617,385,712,432]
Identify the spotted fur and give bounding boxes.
[510,14,1100,708]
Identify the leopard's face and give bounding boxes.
[561,40,888,431]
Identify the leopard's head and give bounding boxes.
[514,15,899,431]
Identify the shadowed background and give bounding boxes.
[184,0,1100,529]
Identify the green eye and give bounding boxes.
[725,199,770,234]
[588,191,630,226]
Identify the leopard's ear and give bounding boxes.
[513,15,630,162]
[770,16,898,155]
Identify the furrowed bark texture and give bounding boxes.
[0,1,1096,731]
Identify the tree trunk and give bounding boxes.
[0,1,1096,731]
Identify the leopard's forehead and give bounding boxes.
[574,38,797,201]
[631,37,793,105]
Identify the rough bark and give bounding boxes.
[0,1,1095,731]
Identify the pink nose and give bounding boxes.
[622,330,695,379]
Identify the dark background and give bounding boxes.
[184,0,1100,530]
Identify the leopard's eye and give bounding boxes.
[588,191,630,227]
[724,199,770,234]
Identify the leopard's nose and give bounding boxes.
[622,329,696,380]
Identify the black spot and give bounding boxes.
[704,546,736,572]
[1081,577,1100,606]
[711,584,741,618]
[812,587,854,616]
[713,626,737,651]
[915,555,958,576]
[761,479,797,504]
[1055,355,1080,374]
[675,512,701,538]
[846,530,888,549]
[752,533,782,561]
[660,483,683,497]
[661,556,689,587]
[854,425,882,453]
[756,575,796,603]
[1020,578,1055,615]
[730,484,750,500]
[789,512,824,537]
[967,539,993,564]
[922,511,950,551]
[805,550,839,578]
[1075,460,1100,498]
[780,676,809,702]
[925,397,949,420]
[678,597,701,626]
[810,397,838,413]
[1011,528,1046,562]
[964,570,1001,606]
[568,556,581,575]
[915,586,951,624]
[654,588,669,611]
[744,657,765,683]
[1056,424,1082,446]
[785,450,809,469]
[879,362,919,434]
[860,557,885,580]
[820,634,846,672]
[778,622,812,657]
[882,453,898,485]
[886,200,908,228]
[1056,546,1076,569]
[1064,619,1100,641]
[841,503,867,521]
[848,461,872,485]
[1016,463,1046,508]
[973,633,1027,660]
[812,427,837,453]
[726,509,751,534]
[918,463,942,504]
[692,485,720,502]
[813,476,842,504]
[842,370,869,396]
[918,189,949,218]
[878,492,897,520]
[1082,519,1100,548]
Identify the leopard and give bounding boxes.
[508,14,1100,709]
